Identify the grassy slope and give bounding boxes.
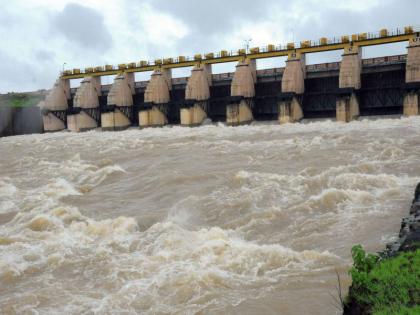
[346,245,420,314]
[0,92,46,108]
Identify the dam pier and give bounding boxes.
[41,27,420,132]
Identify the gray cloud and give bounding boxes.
[139,0,418,63]
[142,0,285,34]
[291,0,419,40]
[51,3,112,52]
[0,51,51,92]
[35,50,55,62]
[0,0,419,93]
[129,0,289,61]
[0,7,17,26]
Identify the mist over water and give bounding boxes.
[1,117,419,314]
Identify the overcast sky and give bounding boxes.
[0,0,418,93]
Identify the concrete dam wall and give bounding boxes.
[37,28,420,132]
[0,106,43,137]
[63,55,408,127]
[39,27,420,132]
[0,93,45,137]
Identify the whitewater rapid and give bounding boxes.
[1,117,419,314]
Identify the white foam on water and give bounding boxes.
[0,179,19,214]
[1,203,337,314]
[0,164,337,313]
[1,116,420,314]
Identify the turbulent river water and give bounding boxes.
[1,117,420,315]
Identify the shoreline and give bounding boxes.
[343,183,420,314]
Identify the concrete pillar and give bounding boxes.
[102,73,134,131]
[336,93,359,122]
[278,94,303,124]
[181,64,212,126]
[278,52,305,124]
[403,91,419,116]
[67,77,101,132]
[41,78,70,132]
[226,59,256,126]
[139,69,172,128]
[336,45,362,122]
[226,98,254,126]
[404,36,420,116]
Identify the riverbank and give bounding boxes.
[343,183,420,314]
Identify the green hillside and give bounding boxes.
[0,92,46,108]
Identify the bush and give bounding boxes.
[0,93,44,108]
[374,305,420,315]
[347,245,420,314]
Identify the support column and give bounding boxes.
[139,69,171,128]
[181,64,212,126]
[67,77,101,132]
[336,45,361,122]
[278,52,305,124]
[102,73,134,131]
[41,78,70,132]
[226,58,256,126]
[404,36,420,116]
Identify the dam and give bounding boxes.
[41,26,420,132]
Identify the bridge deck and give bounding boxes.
[61,27,417,80]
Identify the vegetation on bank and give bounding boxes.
[0,92,45,108]
[344,245,420,314]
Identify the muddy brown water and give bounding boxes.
[1,117,419,314]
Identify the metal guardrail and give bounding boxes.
[362,54,407,66]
